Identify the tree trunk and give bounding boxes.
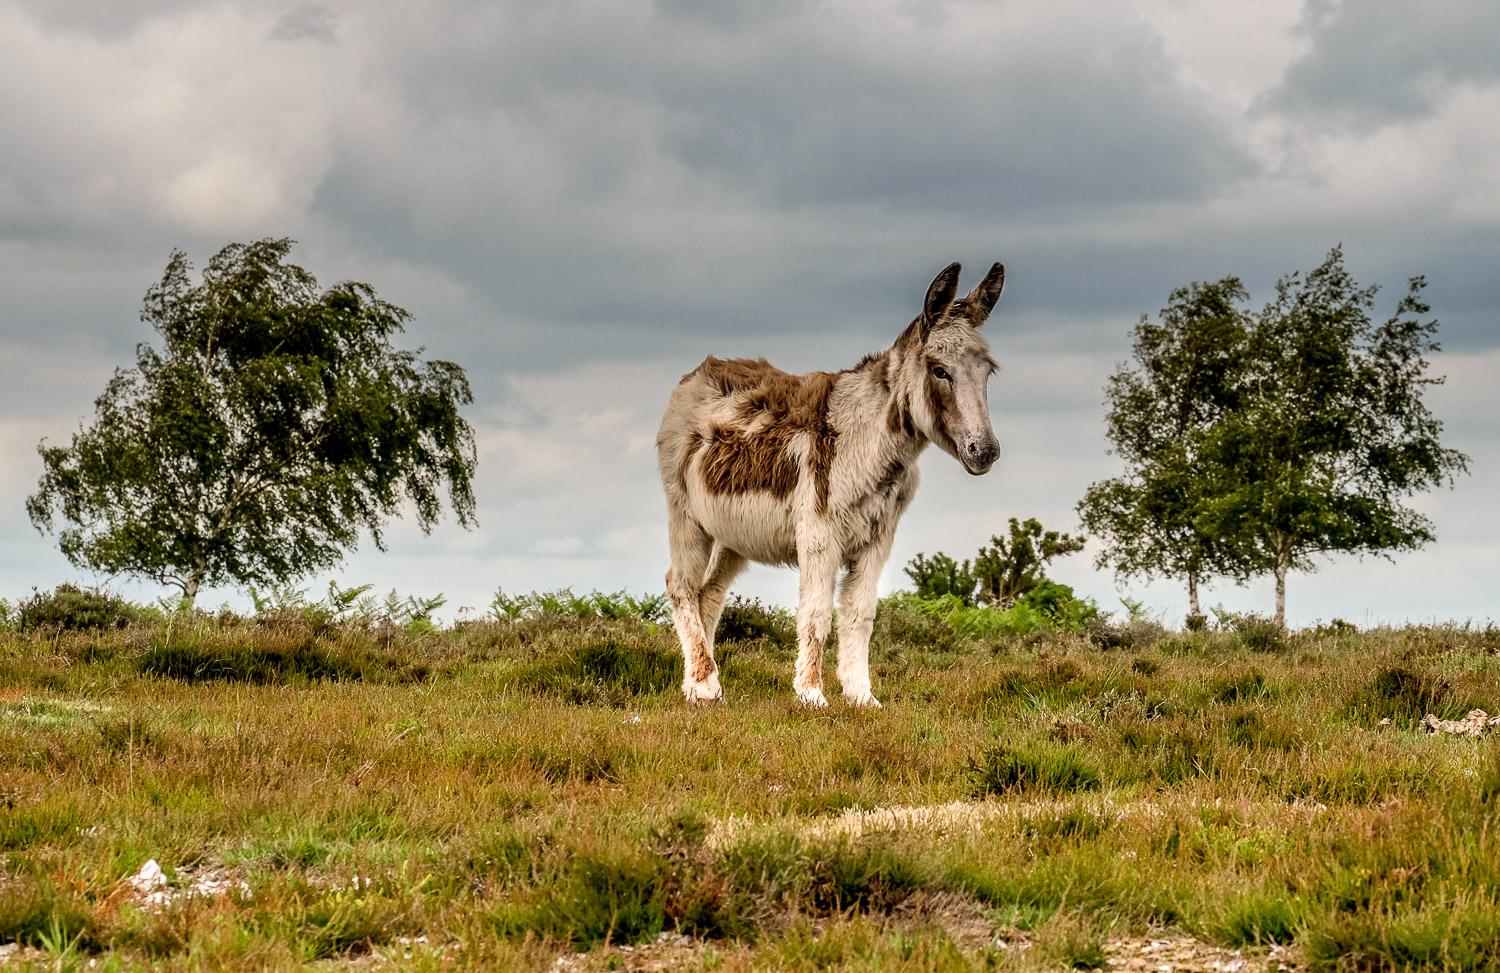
[181,572,203,610]
[1273,551,1288,628]
[1187,572,1201,617]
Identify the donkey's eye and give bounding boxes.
[930,365,952,382]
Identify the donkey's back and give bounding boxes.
[657,356,839,566]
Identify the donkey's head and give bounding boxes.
[906,261,1004,475]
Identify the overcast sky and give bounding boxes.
[2,0,1496,625]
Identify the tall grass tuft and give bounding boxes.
[501,637,679,705]
[967,744,1103,797]
[1346,663,1458,727]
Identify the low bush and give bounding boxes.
[1017,579,1101,627]
[1303,902,1500,972]
[1033,911,1109,970]
[1232,615,1286,653]
[873,595,960,652]
[809,839,930,914]
[1084,616,1169,651]
[715,596,795,647]
[18,584,136,633]
[882,593,1051,641]
[0,879,99,951]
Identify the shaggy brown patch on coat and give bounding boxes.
[684,358,840,513]
[699,424,799,499]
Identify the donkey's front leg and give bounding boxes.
[836,536,894,708]
[793,532,840,708]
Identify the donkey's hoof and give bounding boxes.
[795,687,829,708]
[684,674,723,704]
[844,691,883,709]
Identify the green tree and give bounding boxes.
[1202,247,1468,626]
[903,551,978,604]
[973,517,1086,608]
[1078,279,1259,618]
[27,239,477,606]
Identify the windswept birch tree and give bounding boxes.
[27,239,477,606]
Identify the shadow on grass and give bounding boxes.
[138,628,432,685]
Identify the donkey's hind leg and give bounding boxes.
[699,544,748,655]
[666,514,720,702]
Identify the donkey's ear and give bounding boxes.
[964,262,1006,327]
[920,261,962,340]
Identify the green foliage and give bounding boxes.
[1119,596,1151,623]
[1018,579,1100,627]
[811,839,931,914]
[1303,904,1500,973]
[246,582,443,635]
[26,238,477,605]
[1083,252,1469,625]
[1200,248,1469,624]
[488,588,669,624]
[17,583,137,633]
[387,589,446,634]
[1217,891,1303,946]
[905,518,1086,610]
[902,551,978,605]
[974,517,1087,607]
[1083,615,1170,651]
[1227,613,1286,653]
[0,880,97,951]
[525,849,670,947]
[714,596,795,647]
[882,593,1046,639]
[872,594,960,651]
[1080,278,1257,609]
[881,586,1100,643]
[1209,667,1269,704]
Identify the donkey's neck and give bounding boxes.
[838,341,931,492]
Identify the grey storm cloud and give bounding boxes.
[1267,0,1500,127]
[302,1,1257,344]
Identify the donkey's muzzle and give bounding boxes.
[962,438,1000,475]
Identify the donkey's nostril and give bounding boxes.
[966,441,980,455]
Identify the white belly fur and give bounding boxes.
[684,487,799,566]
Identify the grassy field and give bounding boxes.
[2,597,1499,970]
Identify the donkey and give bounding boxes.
[656,261,1005,707]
